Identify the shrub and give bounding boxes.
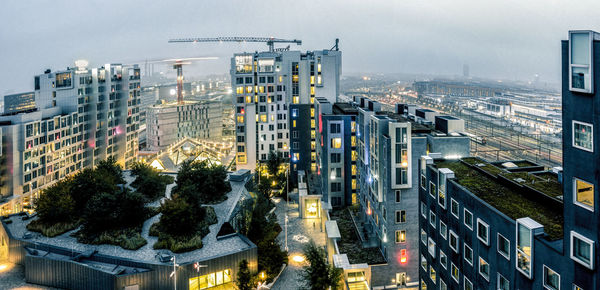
[27,219,79,237]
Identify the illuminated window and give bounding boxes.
[331,138,342,149]
[260,114,267,123]
[311,119,315,129]
[310,108,315,117]
[429,266,436,284]
[293,96,299,104]
[310,76,315,84]
[351,136,356,147]
[236,86,244,94]
[293,120,297,128]
[317,75,322,85]
[351,150,357,161]
[246,96,252,103]
[451,263,459,283]
[279,75,283,83]
[574,178,594,210]
[245,86,253,93]
[310,86,315,95]
[396,230,406,243]
[236,116,244,123]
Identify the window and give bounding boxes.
[396,210,406,223]
[543,265,560,290]
[573,285,583,290]
[331,182,342,192]
[395,168,408,185]
[451,263,459,283]
[479,257,490,281]
[570,231,594,269]
[573,121,593,152]
[421,279,427,290]
[440,221,447,240]
[440,279,447,290]
[395,190,402,203]
[569,31,593,93]
[421,174,427,190]
[451,199,459,218]
[421,202,427,218]
[517,223,533,277]
[421,229,427,245]
[573,178,594,211]
[464,277,473,290]
[440,250,447,269]
[395,230,406,243]
[429,266,436,284]
[477,219,490,245]
[429,211,436,228]
[464,244,473,265]
[497,274,509,290]
[331,153,341,163]
[497,234,510,260]
[428,238,436,258]
[330,123,341,134]
[438,171,447,208]
[429,182,436,199]
[421,254,427,270]
[449,230,459,253]
[464,209,473,230]
[331,137,342,149]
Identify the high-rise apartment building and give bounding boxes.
[0,63,140,215]
[145,100,223,151]
[314,98,358,208]
[418,30,600,290]
[231,49,341,172]
[352,97,469,288]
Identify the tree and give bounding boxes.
[34,179,75,223]
[157,196,199,236]
[130,162,174,201]
[300,240,343,290]
[266,151,282,177]
[236,259,252,290]
[173,160,231,205]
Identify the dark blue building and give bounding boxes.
[418,30,600,290]
[289,103,313,184]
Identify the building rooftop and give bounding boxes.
[434,158,563,240]
[374,111,436,134]
[332,102,358,115]
[2,173,255,265]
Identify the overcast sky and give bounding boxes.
[1,0,599,94]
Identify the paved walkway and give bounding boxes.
[0,263,60,290]
[271,190,326,290]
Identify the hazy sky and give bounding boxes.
[1,0,599,94]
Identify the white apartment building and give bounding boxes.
[145,100,223,151]
[231,49,341,171]
[0,63,140,215]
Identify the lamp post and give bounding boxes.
[285,166,289,252]
[169,256,179,290]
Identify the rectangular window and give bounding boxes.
[421,202,427,218]
[464,244,473,265]
[429,182,436,199]
[498,234,510,260]
[429,266,436,284]
[395,190,401,203]
[449,230,459,253]
[440,221,447,240]
[543,265,560,290]
[331,153,341,163]
[331,137,342,149]
[464,277,473,290]
[451,199,459,219]
[421,175,427,190]
[396,210,406,223]
[396,168,408,185]
[573,121,593,152]
[477,219,490,245]
[428,238,436,258]
[421,279,427,290]
[440,280,447,290]
[464,209,473,230]
[429,211,436,228]
[479,257,490,281]
[438,172,447,208]
[570,231,594,269]
[497,274,509,290]
[330,123,341,134]
[451,263,459,283]
[517,223,532,277]
[574,178,594,211]
[395,230,406,243]
[421,254,427,270]
[440,250,447,269]
[569,31,593,93]
[421,229,427,245]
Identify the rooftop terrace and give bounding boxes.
[435,158,563,240]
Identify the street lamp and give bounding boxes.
[169,256,179,290]
[285,166,290,252]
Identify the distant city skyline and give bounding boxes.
[1,0,599,94]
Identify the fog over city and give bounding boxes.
[1,0,599,94]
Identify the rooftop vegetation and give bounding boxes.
[501,171,563,198]
[462,156,504,176]
[29,158,169,250]
[330,209,386,264]
[150,160,228,253]
[437,160,563,240]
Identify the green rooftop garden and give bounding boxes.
[462,157,504,176]
[330,209,386,265]
[436,160,563,240]
[501,172,563,198]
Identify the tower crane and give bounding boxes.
[168,37,302,52]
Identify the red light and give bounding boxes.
[366,207,372,215]
[400,249,407,264]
